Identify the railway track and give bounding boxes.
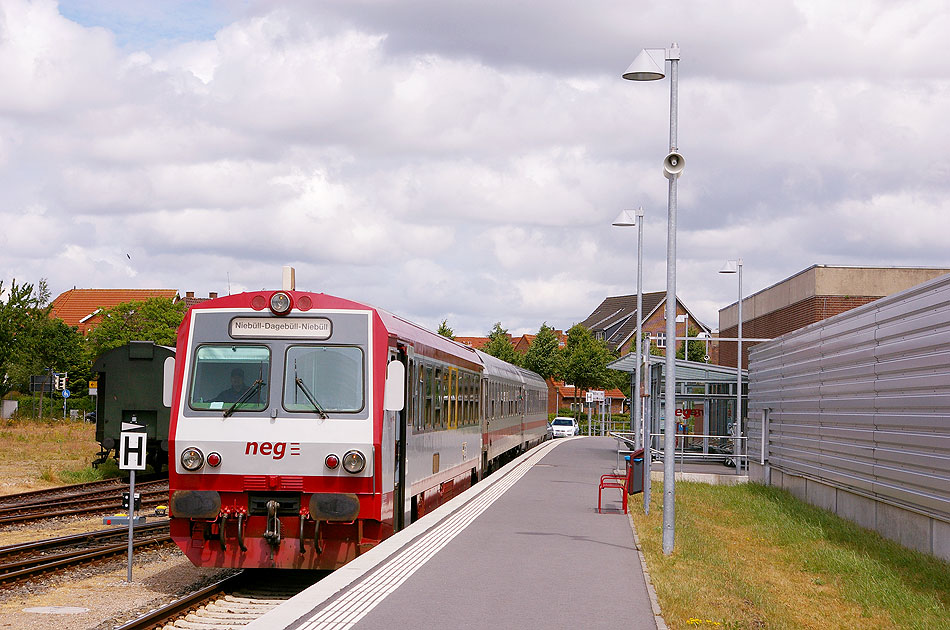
[0,479,169,526]
[0,521,171,585]
[0,473,166,508]
[116,570,325,630]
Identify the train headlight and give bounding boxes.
[342,450,366,474]
[181,447,204,471]
[269,291,292,315]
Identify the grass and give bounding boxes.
[0,417,120,493]
[629,482,950,630]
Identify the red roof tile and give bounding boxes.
[454,336,491,349]
[49,288,179,334]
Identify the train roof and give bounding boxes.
[474,349,546,389]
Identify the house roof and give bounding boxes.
[455,336,492,349]
[580,291,712,351]
[579,292,665,350]
[512,330,567,353]
[49,288,179,334]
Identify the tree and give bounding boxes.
[483,322,522,365]
[87,297,187,357]
[436,319,455,340]
[7,315,87,395]
[675,326,707,362]
[562,324,611,397]
[0,279,40,398]
[522,323,563,380]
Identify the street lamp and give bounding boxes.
[720,259,743,475]
[612,207,652,514]
[623,43,683,556]
[611,208,644,448]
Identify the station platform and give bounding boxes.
[247,436,661,630]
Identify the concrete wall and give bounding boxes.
[751,462,950,562]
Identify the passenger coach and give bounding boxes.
[168,268,548,570]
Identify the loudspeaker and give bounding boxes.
[663,151,685,179]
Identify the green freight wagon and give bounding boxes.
[91,341,175,471]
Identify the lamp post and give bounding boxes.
[720,259,743,475]
[623,43,683,555]
[611,208,644,450]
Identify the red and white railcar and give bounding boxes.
[168,270,548,569]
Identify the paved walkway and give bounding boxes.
[248,436,660,630]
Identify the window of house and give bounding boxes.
[655,332,667,348]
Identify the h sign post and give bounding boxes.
[119,418,147,582]
[119,430,147,471]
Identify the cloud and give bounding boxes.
[1,0,949,339]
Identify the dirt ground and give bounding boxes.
[0,421,234,628]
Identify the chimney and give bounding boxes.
[209,292,218,299]
[186,291,194,298]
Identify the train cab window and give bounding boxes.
[283,346,364,413]
[189,345,270,411]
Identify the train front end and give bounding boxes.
[168,286,391,569]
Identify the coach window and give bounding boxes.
[434,367,443,428]
[474,378,481,420]
[189,345,270,411]
[283,346,364,413]
[414,364,423,431]
[424,366,433,430]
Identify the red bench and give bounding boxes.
[597,448,644,514]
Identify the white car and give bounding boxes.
[551,416,579,438]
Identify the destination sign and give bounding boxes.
[230,317,332,339]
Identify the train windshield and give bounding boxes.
[284,345,364,413]
[189,345,270,412]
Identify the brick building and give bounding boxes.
[547,380,625,415]
[717,265,950,369]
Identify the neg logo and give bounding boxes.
[245,442,301,459]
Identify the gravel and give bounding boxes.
[0,515,237,630]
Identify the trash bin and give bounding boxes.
[628,448,644,494]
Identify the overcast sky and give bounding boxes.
[2,0,949,336]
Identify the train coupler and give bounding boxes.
[263,500,282,546]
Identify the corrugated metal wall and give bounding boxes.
[748,273,950,522]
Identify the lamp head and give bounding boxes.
[719,261,738,274]
[622,49,665,81]
[612,208,639,227]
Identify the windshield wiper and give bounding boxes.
[224,365,265,418]
[295,361,329,419]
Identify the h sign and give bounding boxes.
[119,432,147,470]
